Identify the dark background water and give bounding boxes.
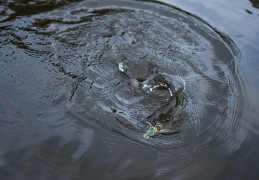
[0,0,259,179]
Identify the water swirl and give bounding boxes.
[6,0,244,148]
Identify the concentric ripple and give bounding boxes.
[20,0,242,147]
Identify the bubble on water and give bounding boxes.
[118,62,125,73]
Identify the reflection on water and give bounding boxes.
[0,0,259,179]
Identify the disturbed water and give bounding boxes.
[0,0,259,179]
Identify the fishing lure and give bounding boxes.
[143,122,179,139]
[143,122,158,139]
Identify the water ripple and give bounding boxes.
[2,0,246,150]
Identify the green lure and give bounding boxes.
[143,123,158,139]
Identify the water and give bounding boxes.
[0,0,259,179]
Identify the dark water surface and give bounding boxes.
[1,0,259,179]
